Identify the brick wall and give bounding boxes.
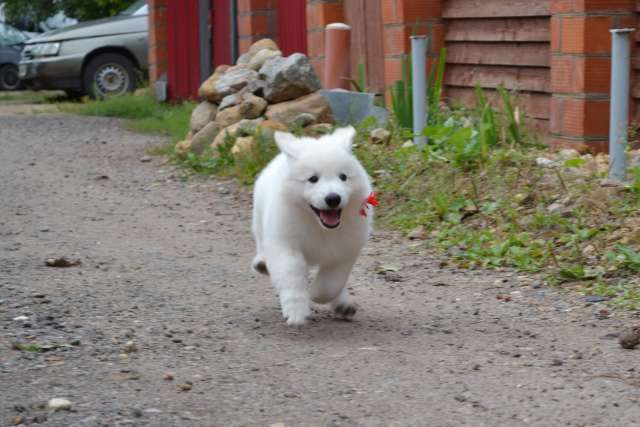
[148,0,168,82]
[549,0,636,153]
[237,0,279,54]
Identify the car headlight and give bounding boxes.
[33,42,61,57]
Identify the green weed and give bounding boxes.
[12,342,43,353]
[176,129,278,185]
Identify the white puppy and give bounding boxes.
[251,126,373,326]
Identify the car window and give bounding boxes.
[120,0,148,16]
[0,23,27,46]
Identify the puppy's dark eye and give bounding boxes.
[308,175,319,184]
[339,173,347,181]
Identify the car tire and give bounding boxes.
[0,64,23,91]
[84,53,137,99]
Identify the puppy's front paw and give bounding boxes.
[334,303,357,320]
[283,304,311,327]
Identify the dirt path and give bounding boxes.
[1,112,639,427]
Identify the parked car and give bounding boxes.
[19,0,148,98]
[0,22,29,90]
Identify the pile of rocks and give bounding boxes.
[175,39,335,157]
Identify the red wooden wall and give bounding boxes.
[278,0,307,56]
[212,0,233,67]
[166,0,201,101]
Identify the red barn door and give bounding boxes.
[166,0,201,101]
[277,0,307,55]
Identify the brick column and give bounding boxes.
[148,0,168,83]
[237,0,279,54]
[549,0,635,153]
[380,0,444,97]
[306,0,344,83]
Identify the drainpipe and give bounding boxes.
[324,23,351,90]
[198,0,212,83]
[230,0,238,63]
[608,28,635,182]
[411,35,428,146]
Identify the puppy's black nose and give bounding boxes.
[325,193,341,208]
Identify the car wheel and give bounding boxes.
[0,64,23,91]
[84,53,137,99]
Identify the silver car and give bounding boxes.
[19,0,148,98]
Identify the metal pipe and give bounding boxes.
[324,23,351,90]
[411,36,428,146]
[609,28,635,181]
[198,0,212,83]
[230,0,238,63]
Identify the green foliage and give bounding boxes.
[390,54,413,129]
[348,60,369,93]
[428,48,447,124]
[417,86,530,170]
[390,47,448,130]
[1,0,136,23]
[630,167,640,199]
[607,245,640,273]
[497,85,523,145]
[586,281,640,310]
[564,158,587,168]
[177,129,278,185]
[12,342,43,353]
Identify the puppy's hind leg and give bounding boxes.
[311,261,358,320]
[267,250,311,326]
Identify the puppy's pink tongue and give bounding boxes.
[320,209,341,226]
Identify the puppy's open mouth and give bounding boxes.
[310,206,342,229]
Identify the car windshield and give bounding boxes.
[119,0,148,16]
[0,23,28,46]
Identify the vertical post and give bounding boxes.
[323,23,351,90]
[411,36,428,146]
[230,0,238,62]
[609,28,635,181]
[198,0,211,83]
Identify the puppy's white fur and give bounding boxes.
[252,127,373,326]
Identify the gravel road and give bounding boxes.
[1,112,640,427]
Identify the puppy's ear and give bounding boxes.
[274,131,303,159]
[331,126,356,152]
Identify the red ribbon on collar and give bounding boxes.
[359,192,379,217]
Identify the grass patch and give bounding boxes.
[0,90,66,104]
[69,91,195,146]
